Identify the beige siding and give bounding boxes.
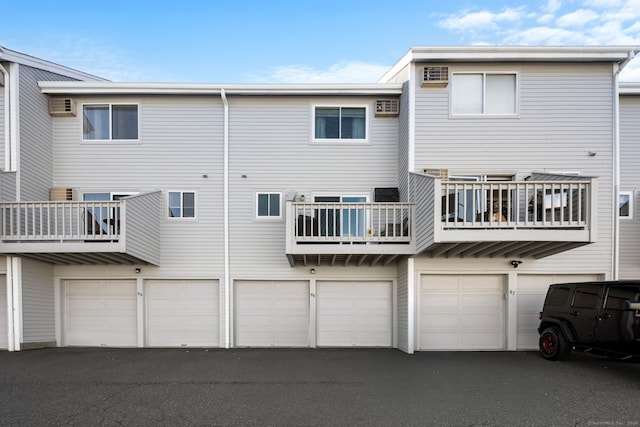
[21,258,54,344]
[412,62,615,276]
[619,95,640,278]
[51,95,225,277]
[19,66,77,201]
[228,96,399,278]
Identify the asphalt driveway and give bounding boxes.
[0,348,639,426]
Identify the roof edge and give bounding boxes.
[620,82,640,95]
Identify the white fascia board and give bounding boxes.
[380,46,640,82]
[619,82,640,95]
[39,82,403,96]
[0,46,107,82]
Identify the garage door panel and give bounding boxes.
[420,275,505,351]
[317,281,392,347]
[146,280,219,347]
[516,274,600,349]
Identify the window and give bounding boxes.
[257,192,281,218]
[452,73,517,115]
[168,191,195,218]
[620,191,633,219]
[314,106,366,140]
[572,285,601,309]
[83,104,138,140]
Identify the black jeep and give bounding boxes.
[538,280,640,361]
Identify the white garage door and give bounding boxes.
[0,275,7,349]
[64,279,137,347]
[146,280,219,347]
[517,274,600,349]
[420,275,505,350]
[316,281,392,347]
[235,281,309,347]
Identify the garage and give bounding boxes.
[419,275,505,351]
[0,275,7,349]
[516,274,601,349]
[64,279,137,347]
[146,280,219,347]
[234,280,309,347]
[316,280,392,347]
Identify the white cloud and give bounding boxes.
[438,8,525,31]
[584,0,621,6]
[555,9,599,27]
[254,62,391,84]
[544,0,562,13]
[503,26,597,45]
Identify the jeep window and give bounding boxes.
[545,286,571,307]
[605,285,640,310]
[572,285,600,309]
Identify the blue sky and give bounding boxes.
[2,0,639,82]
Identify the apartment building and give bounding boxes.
[0,45,638,352]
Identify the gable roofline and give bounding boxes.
[620,82,640,95]
[38,81,403,96]
[379,45,640,83]
[0,45,107,82]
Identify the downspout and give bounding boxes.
[0,63,9,172]
[612,50,637,280]
[221,89,230,348]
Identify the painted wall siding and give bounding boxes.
[51,96,225,277]
[0,83,5,169]
[21,258,54,343]
[123,191,162,266]
[228,96,400,278]
[19,66,76,201]
[396,257,409,352]
[409,173,436,252]
[412,62,615,276]
[398,82,411,202]
[0,172,16,201]
[619,95,640,278]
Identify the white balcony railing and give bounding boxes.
[290,202,413,244]
[440,181,592,230]
[0,201,122,242]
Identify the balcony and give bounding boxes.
[0,192,161,265]
[410,173,597,259]
[285,202,415,266]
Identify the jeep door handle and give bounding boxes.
[570,310,580,316]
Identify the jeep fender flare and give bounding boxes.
[539,318,577,343]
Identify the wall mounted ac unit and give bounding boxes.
[423,168,449,180]
[49,98,76,117]
[50,187,73,201]
[422,66,449,88]
[375,99,399,117]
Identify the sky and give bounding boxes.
[1,0,640,83]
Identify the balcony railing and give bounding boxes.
[285,202,415,266]
[0,201,122,242]
[440,180,591,230]
[0,192,162,265]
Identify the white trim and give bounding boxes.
[0,46,106,81]
[80,102,141,143]
[450,71,519,118]
[8,257,22,351]
[167,190,197,220]
[619,191,633,219]
[406,257,415,354]
[10,63,19,187]
[310,104,370,144]
[255,192,283,219]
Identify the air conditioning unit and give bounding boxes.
[423,168,449,180]
[375,99,399,117]
[49,98,76,117]
[422,66,449,88]
[50,187,73,201]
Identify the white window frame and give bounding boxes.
[450,72,519,117]
[256,192,282,219]
[311,104,369,144]
[167,191,197,220]
[81,102,140,142]
[619,191,633,219]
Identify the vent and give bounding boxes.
[49,98,76,117]
[375,99,399,117]
[50,188,73,201]
[422,66,449,88]
[423,168,449,180]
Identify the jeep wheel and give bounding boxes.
[539,327,570,361]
